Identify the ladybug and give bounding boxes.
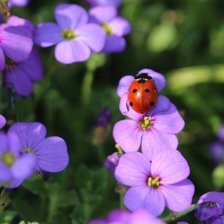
[127,73,158,114]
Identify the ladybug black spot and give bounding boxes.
[132,89,137,93]
[130,102,133,107]
[145,89,150,93]
[150,101,155,106]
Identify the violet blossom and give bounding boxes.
[89,209,165,224]
[35,3,106,64]
[195,192,224,223]
[104,152,120,176]
[0,132,35,188]
[115,150,195,216]
[210,124,224,164]
[1,16,43,96]
[89,5,131,53]
[0,18,33,71]
[8,122,69,173]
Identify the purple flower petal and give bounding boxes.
[8,0,30,7]
[107,210,130,222]
[7,178,24,188]
[113,120,142,152]
[104,152,119,176]
[148,95,171,116]
[153,104,185,134]
[55,4,88,30]
[138,68,166,92]
[151,151,190,184]
[76,24,105,52]
[8,122,47,149]
[34,137,69,172]
[55,40,91,64]
[0,114,6,129]
[142,130,178,160]
[115,152,150,186]
[0,47,5,71]
[124,186,165,216]
[119,94,142,120]
[109,17,131,36]
[7,16,34,37]
[198,192,224,205]
[0,162,11,183]
[11,153,36,179]
[89,221,106,224]
[0,133,7,154]
[35,22,63,47]
[218,125,224,140]
[4,67,34,96]
[89,5,117,23]
[116,75,134,97]
[161,179,195,212]
[103,35,125,53]
[1,26,33,62]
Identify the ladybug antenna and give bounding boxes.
[135,73,152,80]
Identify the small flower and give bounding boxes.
[8,122,69,173]
[104,152,120,176]
[86,0,121,8]
[3,47,44,96]
[0,17,33,71]
[89,209,165,224]
[95,107,111,128]
[89,5,131,53]
[0,132,35,188]
[113,95,184,159]
[8,0,30,8]
[195,192,224,223]
[115,151,195,216]
[35,3,106,64]
[210,124,224,164]
[0,115,6,129]
[1,16,43,96]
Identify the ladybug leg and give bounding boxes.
[126,100,130,111]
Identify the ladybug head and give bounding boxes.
[135,73,152,80]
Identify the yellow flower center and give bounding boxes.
[102,23,113,36]
[1,152,15,167]
[62,29,77,40]
[23,147,32,153]
[139,117,152,130]
[147,176,160,189]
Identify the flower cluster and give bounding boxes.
[35,3,131,63]
[101,69,195,221]
[0,120,69,188]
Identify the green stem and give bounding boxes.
[162,204,196,222]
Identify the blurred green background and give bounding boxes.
[0,0,224,223]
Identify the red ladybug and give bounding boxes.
[127,73,158,114]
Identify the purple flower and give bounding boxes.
[0,17,33,71]
[0,115,6,129]
[3,47,44,96]
[104,152,120,176]
[195,192,224,223]
[89,5,131,53]
[1,16,43,96]
[95,107,111,128]
[86,0,121,8]
[210,124,224,164]
[113,69,184,159]
[8,122,69,173]
[115,151,195,216]
[8,0,30,8]
[35,3,106,64]
[89,209,165,224]
[0,132,35,188]
[113,95,184,159]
